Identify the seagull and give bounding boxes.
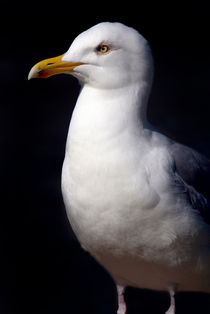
[28,22,210,314]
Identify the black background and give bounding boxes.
[1,1,210,313]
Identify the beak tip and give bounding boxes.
[28,65,38,80]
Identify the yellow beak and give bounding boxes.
[28,54,84,80]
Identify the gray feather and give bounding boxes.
[170,142,210,224]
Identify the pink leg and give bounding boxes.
[166,286,176,314]
[117,285,127,314]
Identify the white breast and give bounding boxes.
[62,126,157,249]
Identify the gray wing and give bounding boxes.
[170,142,210,224]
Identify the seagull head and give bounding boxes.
[28,22,153,89]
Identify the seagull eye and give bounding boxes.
[96,44,110,54]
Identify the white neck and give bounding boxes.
[67,81,151,146]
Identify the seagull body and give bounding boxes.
[29,22,210,312]
[62,85,210,293]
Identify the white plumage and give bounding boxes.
[29,22,210,313]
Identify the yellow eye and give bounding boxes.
[96,44,110,54]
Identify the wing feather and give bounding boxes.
[170,142,210,224]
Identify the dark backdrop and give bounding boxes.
[1,1,210,314]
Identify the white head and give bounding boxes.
[28,22,153,90]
